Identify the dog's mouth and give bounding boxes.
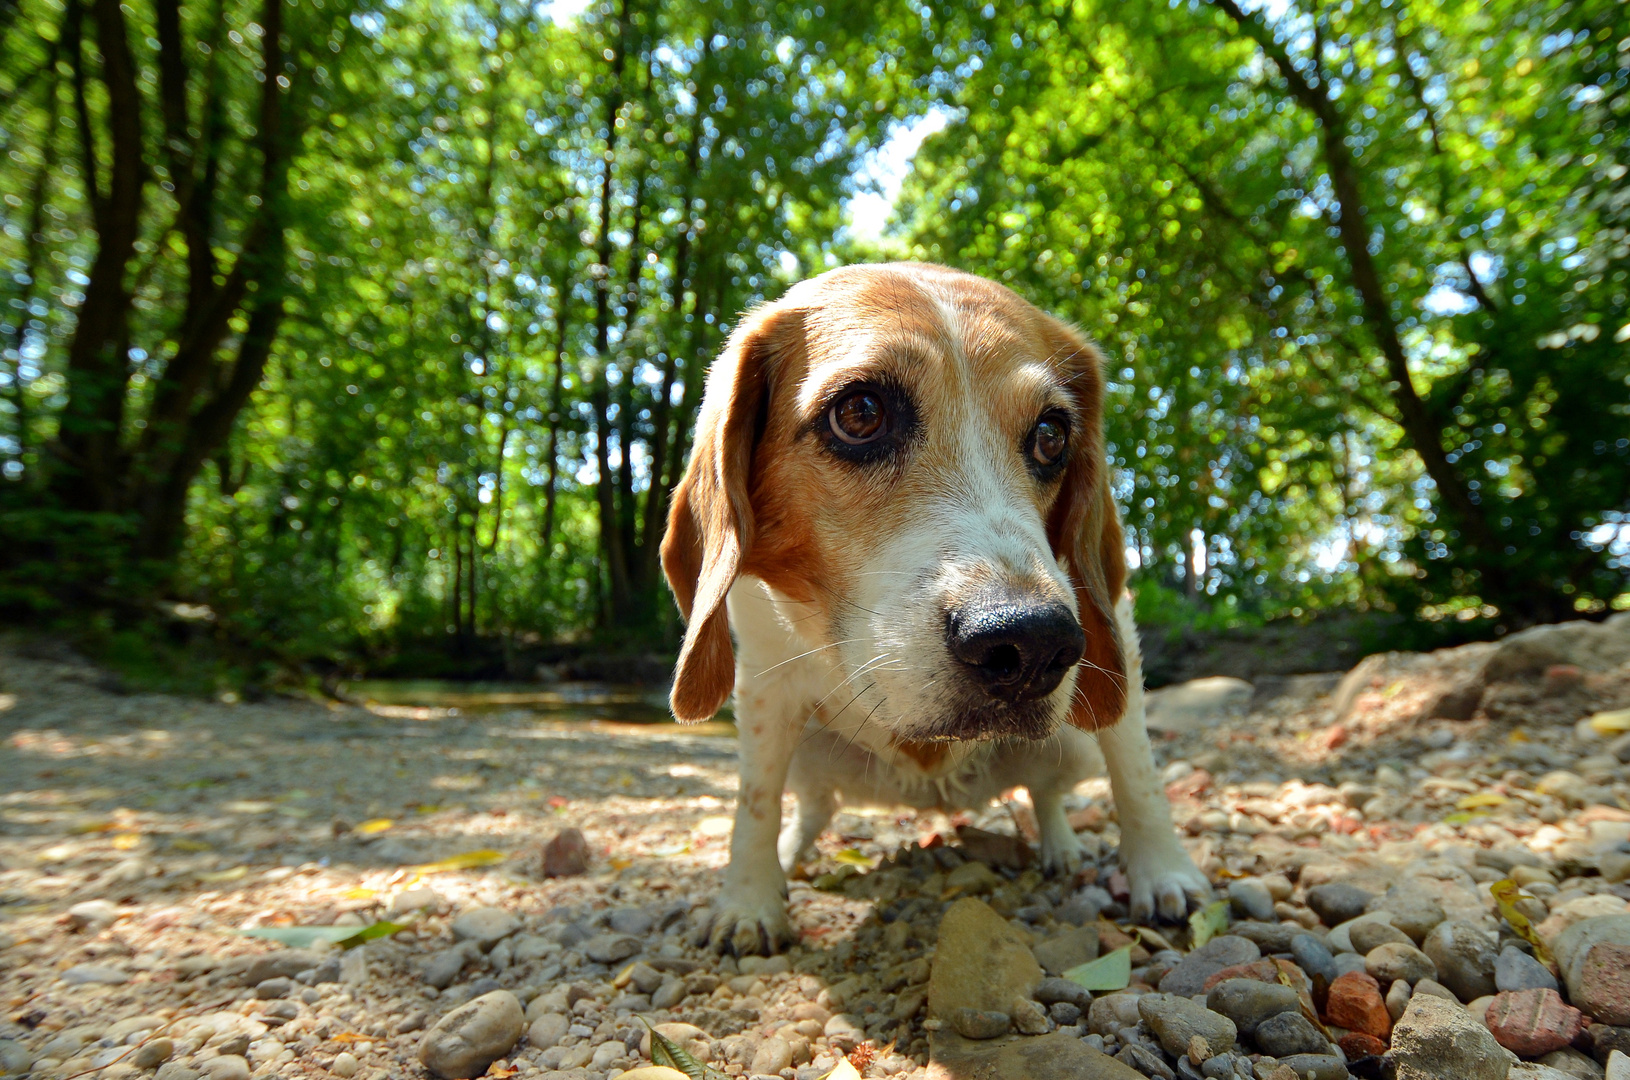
[899,696,1062,744]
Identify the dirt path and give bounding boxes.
[2,618,1629,1080]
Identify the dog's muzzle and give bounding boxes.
[945,588,1086,705]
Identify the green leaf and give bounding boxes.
[1063,944,1132,991]
[833,848,874,868]
[1188,899,1230,950]
[240,920,408,950]
[641,1018,729,1080]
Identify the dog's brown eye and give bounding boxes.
[1031,414,1069,468]
[830,390,888,445]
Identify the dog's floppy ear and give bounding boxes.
[1043,318,1130,732]
[661,303,803,722]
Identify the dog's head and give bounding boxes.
[662,263,1127,743]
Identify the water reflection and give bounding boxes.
[339,679,732,732]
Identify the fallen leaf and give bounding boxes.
[644,1018,729,1080]
[170,838,213,852]
[340,887,376,900]
[111,832,141,850]
[1590,708,1630,736]
[197,866,248,883]
[1188,899,1230,949]
[1064,944,1132,991]
[1456,793,1509,810]
[407,850,506,874]
[1491,879,1552,964]
[241,919,408,950]
[833,849,874,868]
[355,818,394,835]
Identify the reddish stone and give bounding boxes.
[1485,989,1585,1056]
[1326,971,1391,1040]
[1204,957,1313,995]
[542,827,590,877]
[1166,769,1213,801]
[1338,1032,1389,1058]
[1578,943,1630,1026]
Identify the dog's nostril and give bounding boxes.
[946,598,1087,704]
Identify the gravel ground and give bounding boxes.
[2,615,1629,1080]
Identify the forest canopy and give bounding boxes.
[1,0,1627,675]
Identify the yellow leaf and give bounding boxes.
[1590,709,1630,736]
[111,832,141,850]
[355,818,394,835]
[170,838,213,852]
[198,866,248,883]
[609,858,633,871]
[1188,900,1230,949]
[1508,729,1531,743]
[1456,793,1509,810]
[1442,811,1486,826]
[834,849,874,868]
[407,850,506,874]
[341,887,376,900]
[1491,879,1552,964]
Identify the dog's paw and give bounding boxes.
[692,893,794,956]
[1038,829,1085,878]
[1124,844,1213,923]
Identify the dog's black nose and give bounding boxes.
[946,597,1086,703]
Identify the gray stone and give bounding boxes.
[951,1008,1010,1040]
[1366,942,1438,985]
[1158,936,1261,997]
[201,1055,251,1080]
[751,1035,793,1074]
[1333,952,1370,977]
[526,1013,568,1050]
[929,1030,1150,1079]
[651,978,687,1010]
[1350,920,1414,954]
[1228,879,1275,922]
[1231,921,1303,954]
[1385,993,1512,1080]
[1048,1001,1082,1025]
[607,907,655,936]
[583,933,640,965]
[422,946,469,989]
[246,950,322,985]
[1292,934,1339,984]
[1497,946,1560,993]
[1011,996,1051,1035]
[1423,920,1499,1002]
[1145,676,1254,735]
[1118,1042,1176,1078]
[0,1039,31,1076]
[65,899,120,932]
[625,961,663,995]
[154,1064,202,1080]
[418,990,524,1079]
[1536,1048,1604,1079]
[133,1037,175,1069]
[1032,924,1100,976]
[254,976,295,999]
[1138,993,1238,1057]
[60,963,129,985]
[1273,1055,1350,1080]
[1253,1011,1330,1057]
[450,906,519,950]
[1306,883,1375,927]
[1036,977,1094,1010]
[1088,993,1145,1036]
[1205,978,1299,1036]
[1370,884,1448,944]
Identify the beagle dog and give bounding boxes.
[661,263,1211,954]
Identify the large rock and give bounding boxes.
[1137,992,1238,1057]
[926,1031,1146,1079]
[417,990,524,1079]
[1484,613,1630,682]
[1157,934,1260,996]
[927,899,1043,1019]
[1424,920,1500,1003]
[1387,993,1513,1080]
[1144,676,1254,734]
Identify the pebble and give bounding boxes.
[608,907,655,935]
[1291,935,1338,984]
[1204,979,1299,1036]
[750,1035,793,1073]
[1366,942,1438,985]
[388,887,445,917]
[1485,988,1585,1056]
[201,1055,251,1080]
[1326,971,1391,1039]
[65,899,120,932]
[1158,936,1261,996]
[449,906,519,949]
[60,963,129,984]
[1009,996,1050,1035]
[1306,883,1374,927]
[583,933,640,964]
[1386,979,1412,1021]
[1273,1054,1348,1080]
[132,1037,174,1069]
[255,976,295,998]
[417,989,524,1079]
[1349,920,1413,954]
[1497,945,1560,993]
[1228,879,1275,922]
[1610,1052,1630,1080]
[1386,993,1509,1080]
[541,828,590,877]
[1119,1043,1176,1078]
[527,1013,567,1049]
[1138,993,1238,1057]
[1035,976,1093,1011]
[1423,920,1499,1002]
[0,1040,31,1075]
[1253,1011,1330,1057]
[330,1051,359,1077]
[154,1065,201,1080]
[951,1007,1010,1039]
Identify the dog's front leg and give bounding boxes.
[701,695,802,955]
[1098,696,1212,923]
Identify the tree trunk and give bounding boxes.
[541,265,570,550]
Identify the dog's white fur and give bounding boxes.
[663,263,1211,954]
